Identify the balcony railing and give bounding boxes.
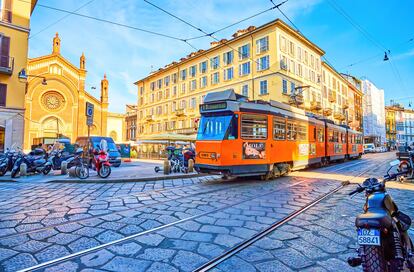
[310,101,322,111]
[175,109,186,116]
[145,115,154,122]
[0,55,14,75]
[289,94,304,105]
[323,108,333,116]
[342,100,349,109]
[329,93,336,103]
[334,111,346,121]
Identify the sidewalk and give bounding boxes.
[0,160,204,183]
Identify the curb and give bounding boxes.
[47,172,206,184]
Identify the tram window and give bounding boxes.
[273,118,286,140]
[297,123,308,141]
[341,133,345,143]
[317,128,324,142]
[313,127,316,141]
[328,129,334,142]
[287,122,297,141]
[333,131,339,143]
[197,115,233,141]
[241,114,267,139]
[225,115,238,140]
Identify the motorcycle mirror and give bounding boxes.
[389,160,400,167]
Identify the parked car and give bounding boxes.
[75,136,121,167]
[363,143,375,153]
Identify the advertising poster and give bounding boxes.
[299,144,309,156]
[243,142,265,159]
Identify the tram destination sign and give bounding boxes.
[200,102,227,111]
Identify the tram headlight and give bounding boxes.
[211,153,216,159]
[217,153,221,158]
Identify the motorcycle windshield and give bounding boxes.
[99,139,108,153]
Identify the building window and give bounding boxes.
[290,82,295,94]
[238,44,250,60]
[211,72,219,85]
[189,65,197,77]
[200,76,207,88]
[260,80,268,95]
[241,84,248,97]
[282,79,288,94]
[210,56,219,70]
[190,97,197,109]
[164,76,170,86]
[201,95,206,103]
[157,79,162,89]
[223,51,233,65]
[280,35,286,52]
[239,61,250,76]
[224,67,233,81]
[173,86,177,96]
[180,99,186,109]
[180,69,187,80]
[150,82,155,91]
[172,101,177,111]
[190,79,197,91]
[289,41,295,56]
[0,0,12,23]
[257,55,269,71]
[256,36,269,54]
[199,61,208,73]
[0,84,6,107]
[181,83,186,94]
[172,73,177,83]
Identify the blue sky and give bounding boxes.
[28,0,414,113]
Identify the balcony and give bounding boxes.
[167,127,197,135]
[323,108,332,116]
[145,115,154,122]
[175,109,186,117]
[334,111,346,121]
[342,100,349,109]
[289,94,304,106]
[310,101,322,111]
[0,55,14,75]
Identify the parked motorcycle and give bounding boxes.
[0,145,19,176]
[92,140,111,178]
[11,148,52,178]
[348,160,414,271]
[65,148,89,179]
[48,149,74,170]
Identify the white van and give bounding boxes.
[364,143,375,153]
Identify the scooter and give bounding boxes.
[48,149,74,170]
[0,146,19,176]
[11,148,52,178]
[92,140,111,178]
[396,150,414,181]
[348,160,414,271]
[65,148,89,179]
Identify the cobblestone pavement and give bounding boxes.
[0,152,409,272]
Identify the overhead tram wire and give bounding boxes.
[143,0,290,100]
[326,0,407,93]
[29,0,96,39]
[184,5,283,41]
[17,0,186,42]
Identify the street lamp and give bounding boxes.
[290,85,311,107]
[18,68,47,85]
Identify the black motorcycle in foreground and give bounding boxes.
[348,160,414,271]
[11,148,52,178]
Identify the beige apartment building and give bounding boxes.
[134,18,362,139]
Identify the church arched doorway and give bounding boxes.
[41,116,65,138]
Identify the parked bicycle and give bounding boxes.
[65,148,89,179]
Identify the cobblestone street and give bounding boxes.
[0,152,412,272]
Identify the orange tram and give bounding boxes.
[195,90,363,179]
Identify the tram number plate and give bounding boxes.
[357,228,380,245]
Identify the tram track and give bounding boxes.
[0,158,371,239]
[18,176,333,272]
[193,159,387,271]
[0,157,368,217]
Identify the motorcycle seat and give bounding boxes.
[356,212,393,229]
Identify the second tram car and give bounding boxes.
[195,90,363,179]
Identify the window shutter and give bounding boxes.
[3,0,12,23]
[0,84,7,106]
[0,35,10,68]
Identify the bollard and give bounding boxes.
[68,167,77,178]
[20,163,27,177]
[61,161,68,175]
[163,159,170,175]
[188,159,194,173]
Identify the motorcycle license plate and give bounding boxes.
[357,228,380,245]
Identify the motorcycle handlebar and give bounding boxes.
[384,170,409,181]
[349,186,364,196]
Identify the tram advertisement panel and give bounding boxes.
[243,142,266,159]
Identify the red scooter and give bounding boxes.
[92,140,111,178]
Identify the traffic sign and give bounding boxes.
[87,116,93,126]
[86,102,94,117]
